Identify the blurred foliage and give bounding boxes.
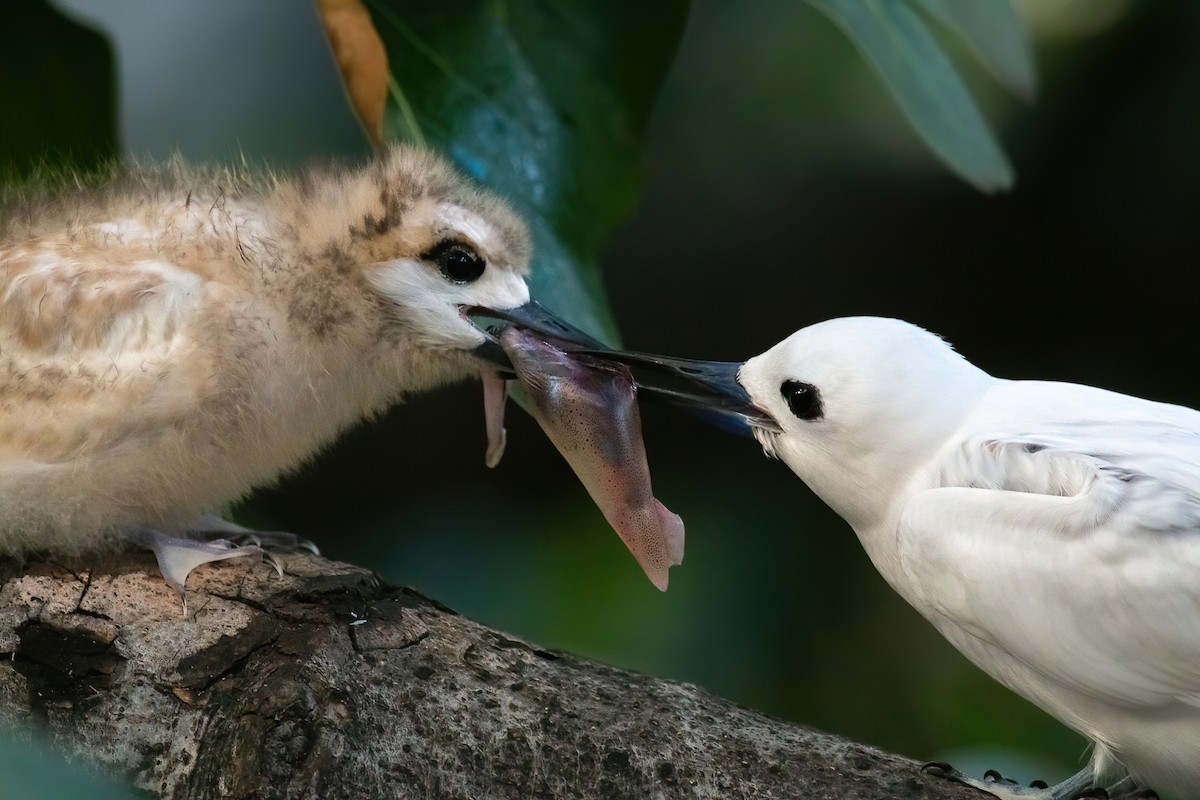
[316,0,390,145]
[917,0,1036,99]
[360,0,1029,341]
[807,0,1030,192]
[0,1,117,178]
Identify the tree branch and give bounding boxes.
[0,552,980,799]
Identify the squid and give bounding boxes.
[482,327,685,590]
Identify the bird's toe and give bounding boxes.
[123,528,265,613]
[230,530,320,556]
[920,759,1087,799]
[183,514,320,555]
[984,769,1021,786]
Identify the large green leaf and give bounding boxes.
[806,0,1017,193]
[917,0,1036,101]
[366,0,688,343]
[0,1,117,179]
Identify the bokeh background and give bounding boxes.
[6,0,1200,786]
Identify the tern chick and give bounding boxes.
[618,317,1200,799]
[0,146,547,599]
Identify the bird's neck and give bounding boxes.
[780,384,991,548]
[209,211,480,470]
[795,448,917,531]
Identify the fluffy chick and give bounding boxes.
[0,146,531,594]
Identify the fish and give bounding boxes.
[482,326,685,590]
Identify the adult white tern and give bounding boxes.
[605,316,1197,800]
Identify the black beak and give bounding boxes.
[570,349,781,434]
[468,300,607,375]
[468,300,780,434]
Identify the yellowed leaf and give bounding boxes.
[316,0,388,147]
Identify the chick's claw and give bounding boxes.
[122,528,265,613]
[185,513,320,555]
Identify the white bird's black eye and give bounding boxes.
[425,240,486,283]
[780,380,822,420]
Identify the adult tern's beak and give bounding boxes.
[570,349,782,434]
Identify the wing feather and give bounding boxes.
[0,249,209,461]
[2,254,203,361]
[899,435,1200,709]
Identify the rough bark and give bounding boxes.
[0,551,982,799]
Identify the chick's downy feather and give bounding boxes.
[0,147,530,555]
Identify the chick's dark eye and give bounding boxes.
[425,240,486,283]
[780,380,822,421]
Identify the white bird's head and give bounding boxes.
[740,316,989,474]
[743,318,995,525]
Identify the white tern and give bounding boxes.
[608,316,1198,799]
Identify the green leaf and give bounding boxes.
[916,0,1036,101]
[0,1,118,179]
[805,0,1015,193]
[366,0,688,343]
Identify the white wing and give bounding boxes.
[898,430,1200,710]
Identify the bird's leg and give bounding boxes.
[121,527,266,614]
[184,513,320,555]
[921,760,1098,800]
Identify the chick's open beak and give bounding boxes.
[467,300,605,374]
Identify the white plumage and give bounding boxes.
[736,317,1200,799]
